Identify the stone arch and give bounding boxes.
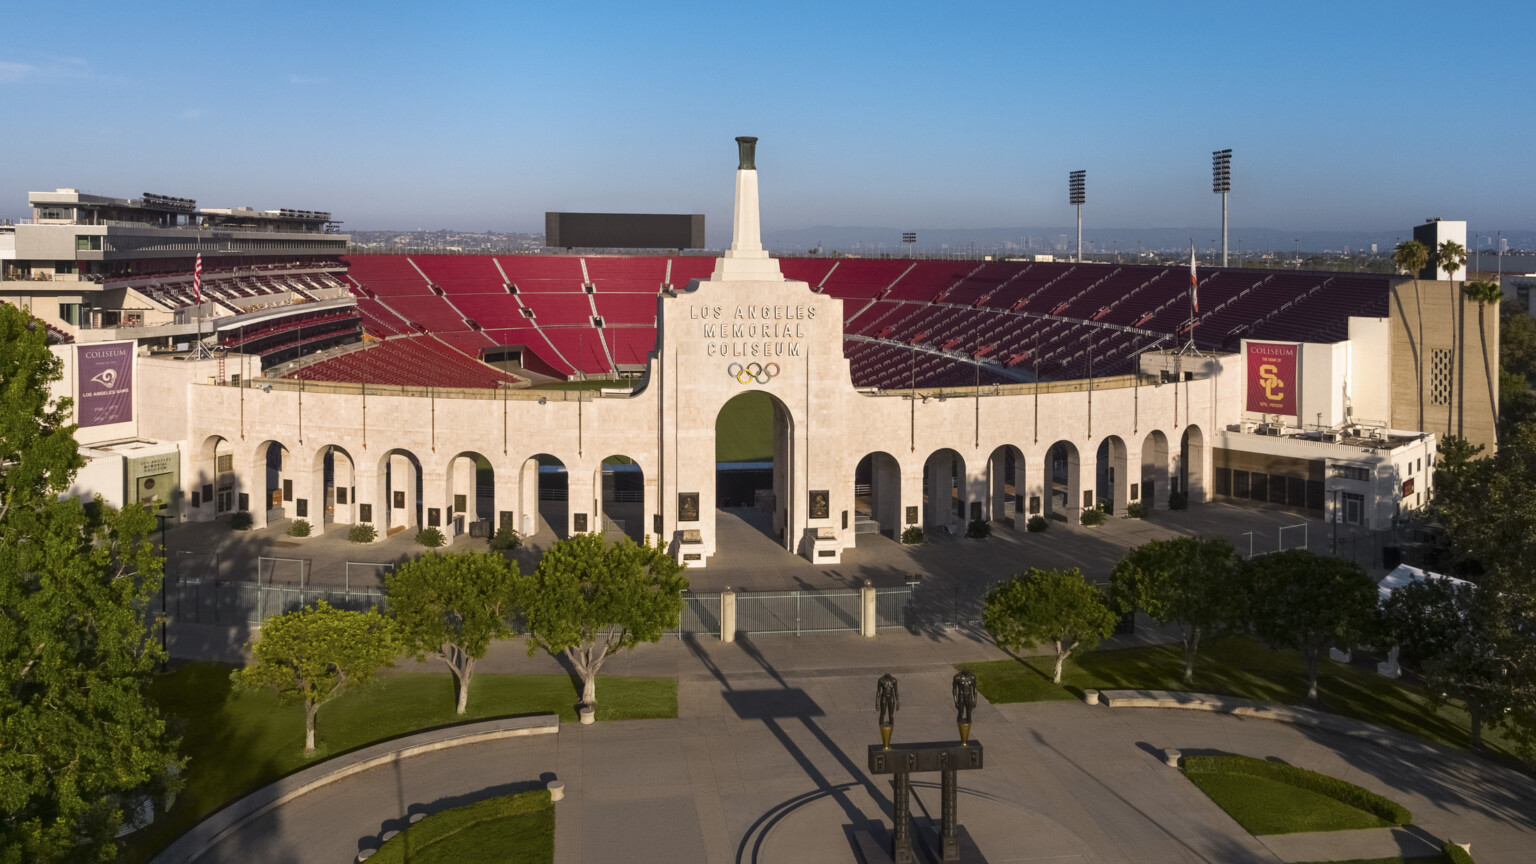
[312,444,358,529]
[1141,429,1170,510]
[250,439,291,529]
[986,444,1026,525]
[714,391,794,548]
[444,450,494,538]
[1180,425,1206,504]
[854,450,903,540]
[194,434,238,519]
[594,455,644,543]
[374,448,424,535]
[1095,435,1129,515]
[519,453,568,541]
[1043,440,1083,520]
[922,448,967,529]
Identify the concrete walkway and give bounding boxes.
[1256,826,1441,862]
[173,628,1536,864]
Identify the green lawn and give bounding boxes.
[1184,770,1389,835]
[1299,858,1453,864]
[960,635,1524,764]
[125,665,673,863]
[374,790,553,864]
[716,390,773,462]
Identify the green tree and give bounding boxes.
[1109,537,1243,683]
[387,551,519,714]
[1380,578,1513,749]
[1391,239,1429,277]
[1243,550,1378,702]
[1499,299,1536,382]
[983,567,1119,684]
[1436,240,1467,284]
[234,601,399,753]
[519,534,686,707]
[1461,280,1503,432]
[1,304,180,862]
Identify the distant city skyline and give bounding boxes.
[4,1,1533,237]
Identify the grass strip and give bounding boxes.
[373,789,553,864]
[1184,770,1389,835]
[1185,753,1411,827]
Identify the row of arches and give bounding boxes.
[852,427,1205,536]
[190,435,651,542]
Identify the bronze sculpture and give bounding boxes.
[736,136,758,171]
[876,672,898,749]
[953,669,977,745]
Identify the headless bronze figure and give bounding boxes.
[953,669,976,745]
[876,673,899,748]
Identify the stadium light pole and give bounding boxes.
[1069,170,1086,263]
[1212,149,1231,266]
[903,232,916,259]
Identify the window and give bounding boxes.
[75,235,102,251]
[1332,465,1370,481]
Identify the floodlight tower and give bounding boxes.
[1212,149,1231,266]
[1069,170,1086,263]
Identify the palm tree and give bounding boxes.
[1436,240,1467,284]
[1462,279,1503,435]
[1395,240,1431,427]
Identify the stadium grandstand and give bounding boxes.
[324,254,1390,389]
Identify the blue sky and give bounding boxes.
[3,1,1532,236]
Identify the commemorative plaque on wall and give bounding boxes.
[359,503,373,523]
[394,491,406,509]
[678,492,700,522]
[906,505,919,525]
[809,490,830,520]
[574,512,588,533]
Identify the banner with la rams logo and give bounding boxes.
[1245,342,1297,415]
[77,341,134,427]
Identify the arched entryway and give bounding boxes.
[1180,425,1206,503]
[854,451,902,540]
[314,445,357,528]
[252,439,291,527]
[987,444,1025,526]
[715,391,792,548]
[195,434,238,519]
[923,448,966,530]
[595,455,644,543]
[445,451,494,537]
[1141,430,1169,510]
[375,448,423,535]
[1095,436,1129,515]
[519,454,568,540]
[1044,440,1083,520]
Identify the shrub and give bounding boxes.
[1126,501,1146,519]
[347,522,377,543]
[901,525,925,545]
[1183,754,1411,825]
[286,519,312,537]
[1080,508,1107,527]
[1443,840,1477,864]
[372,789,552,864]
[1026,515,1049,533]
[416,525,446,548]
[230,511,254,531]
[1168,490,1188,510]
[965,519,991,539]
[489,525,522,551]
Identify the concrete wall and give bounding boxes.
[1389,279,1499,453]
[1347,317,1392,426]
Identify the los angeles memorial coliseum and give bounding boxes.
[6,138,1494,567]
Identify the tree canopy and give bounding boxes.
[235,601,399,753]
[1242,550,1377,702]
[1392,239,1428,276]
[1109,537,1242,683]
[387,551,519,714]
[519,533,686,707]
[984,567,1118,684]
[0,303,179,862]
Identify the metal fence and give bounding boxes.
[735,589,862,636]
[874,587,916,629]
[167,576,388,625]
[678,592,721,636]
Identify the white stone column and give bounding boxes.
[1021,453,1047,522]
[494,466,519,537]
[709,167,783,283]
[861,582,877,638]
[720,589,736,644]
[567,464,595,537]
[420,470,450,539]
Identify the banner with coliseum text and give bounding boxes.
[1246,342,1297,415]
[77,341,134,427]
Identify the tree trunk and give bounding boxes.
[1469,705,1483,749]
[1182,627,1200,684]
[1052,640,1067,685]
[1305,651,1320,703]
[582,672,596,706]
[1480,306,1497,433]
[455,669,470,714]
[305,701,319,753]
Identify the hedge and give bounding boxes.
[1183,754,1411,826]
[1443,840,1477,864]
[371,788,552,864]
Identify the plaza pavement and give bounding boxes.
[184,627,1536,864]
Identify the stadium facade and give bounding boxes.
[10,142,1493,565]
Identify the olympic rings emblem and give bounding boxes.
[728,362,780,384]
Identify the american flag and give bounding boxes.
[193,253,203,303]
[1188,241,1198,313]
